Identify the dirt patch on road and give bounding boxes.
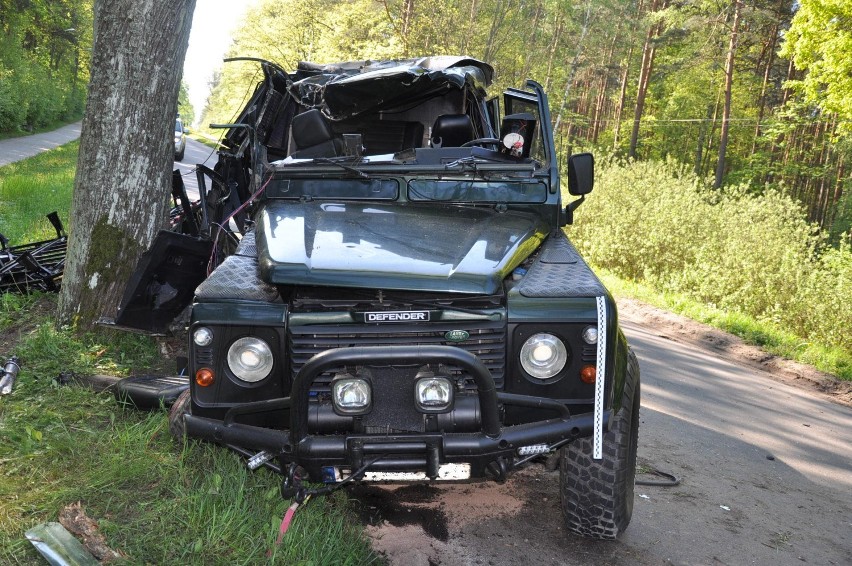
[616,297,852,407]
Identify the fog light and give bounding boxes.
[332,377,371,415]
[581,326,598,345]
[415,377,453,412]
[193,327,213,347]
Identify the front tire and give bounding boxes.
[559,348,640,539]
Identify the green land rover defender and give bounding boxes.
[166,56,639,540]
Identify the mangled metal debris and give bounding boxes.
[0,212,66,294]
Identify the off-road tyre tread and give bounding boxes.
[168,388,191,442]
[559,348,640,539]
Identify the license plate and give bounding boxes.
[337,463,471,482]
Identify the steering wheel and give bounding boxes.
[461,137,502,148]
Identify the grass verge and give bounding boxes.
[598,268,852,381]
[0,293,380,565]
[0,141,78,241]
[187,131,223,150]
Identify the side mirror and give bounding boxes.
[567,152,594,196]
[184,127,191,135]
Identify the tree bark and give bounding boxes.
[714,0,742,189]
[57,0,196,330]
[553,0,594,135]
[612,43,633,150]
[543,12,564,92]
[592,32,618,143]
[628,0,665,159]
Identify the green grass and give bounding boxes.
[0,141,78,242]
[598,268,852,380]
[0,294,380,565]
[187,131,222,150]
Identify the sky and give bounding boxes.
[183,0,259,126]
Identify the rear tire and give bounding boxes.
[168,388,191,442]
[559,348,640,539]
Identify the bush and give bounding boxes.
[0,65,27,131]
[569,156,852,354]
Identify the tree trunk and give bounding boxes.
[543,12,563,92]
[482,0,508,63]
[751,0,787,154]
[553,0,594,135]
[714,0,742,189]
[57,0,196,330]
[701,87,722,176]
[612,43,633,151]
[592,32,618,143]
[401,0,415,56]
[628,0,664,159]
[520,1,544,83]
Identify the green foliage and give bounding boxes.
[781,0,852,124]
[571,156,852,357]
[597,269,852,380]
[178,80,195,126]
[0,0,92,133]
[0,295,379,564]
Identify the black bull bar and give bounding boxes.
[185,346,609,478]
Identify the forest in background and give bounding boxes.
[0,1,848,367]
[201,0,852,240]
[0,0,194,133]
[3,1,849,238]
[0,0,92,132]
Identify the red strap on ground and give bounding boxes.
[272,502,300,548]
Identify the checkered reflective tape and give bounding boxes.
[594,295,607,460]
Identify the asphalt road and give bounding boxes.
[173,136,219,201]
[363,304,852,565]
[609,317,852,564]
[0,121,82,167]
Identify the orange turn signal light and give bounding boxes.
[195,368,214,387]
[580,365,596,384]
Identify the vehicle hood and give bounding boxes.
[256,201,548,294]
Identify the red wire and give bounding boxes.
[206,172,275,275]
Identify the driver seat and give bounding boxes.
[290,109,342,158]
[431,114,473,148]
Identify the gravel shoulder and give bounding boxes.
[618,297,852,408]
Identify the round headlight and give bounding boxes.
[227,337,273,382]
[520,333,568,379]
[193,327,214,347]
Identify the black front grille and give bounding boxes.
[289,319,506,390]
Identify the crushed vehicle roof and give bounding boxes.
[288,56,494,120]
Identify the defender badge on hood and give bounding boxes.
[363,311,430,323]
